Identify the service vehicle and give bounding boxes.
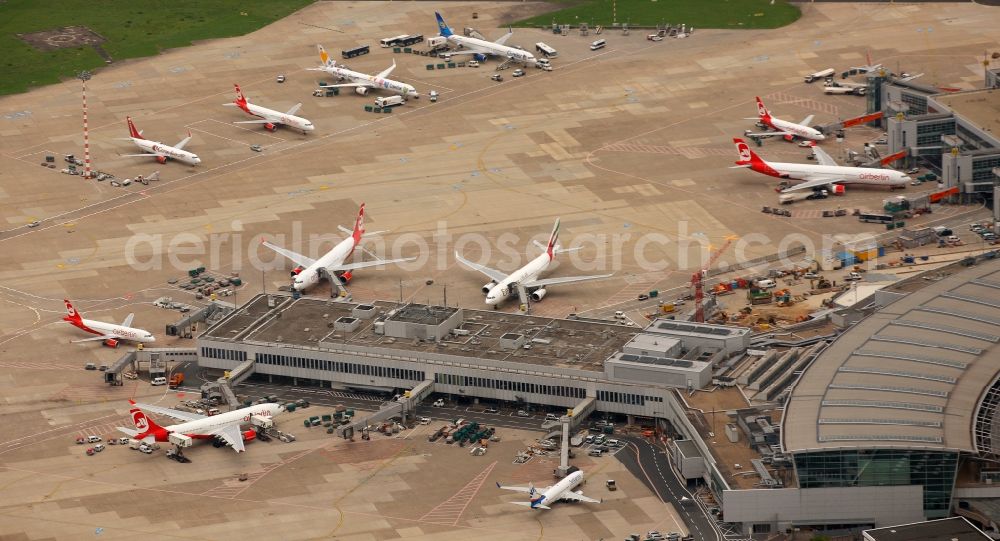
[511,69,525,77]
[467,60,480,68]
[590,39,606,51]
[169,373,184,388]
[433,399,445,407]
[490,73,503,82]
[151,376,167,386]
[374,95,405,108]
[276,75,286,83]
[845,271,864,281]
[804,68,836,83]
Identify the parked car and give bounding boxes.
[844,271,864,281]
[484,407,499,414]
[276,74,286,83]
[512,69,525,77]
[87,435,102,443]
[490,73,503,82]
[797,140,814,147]
[545,413,559,421]
[419,417,431,425]
[432,399,445,407]
[907,167,920,174]
[86,448,95,456]
[637,293,649,301]
[516,410,529,417]
[467,60,480,68]
[93,444,105,452]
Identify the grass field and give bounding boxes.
[0,0,313,96]
[515,0,801,30]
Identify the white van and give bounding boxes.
[151,376,167,386]
[590,39,606,51]
[755,279,777,289]
[375,95,404,108]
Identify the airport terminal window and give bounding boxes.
[794,449,959,517]
[901,93,928,115]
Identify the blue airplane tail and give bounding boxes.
[435,12,453,37]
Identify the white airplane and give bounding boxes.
[731,137,909,193]
[435,12,536,64]
[310,45,417,98]
[120,116,201,165]
[496,470,601,510]
[119,400,282,453]
[224,84,314,133]
[848,50,883,75]
[744,96,824,142]
[62,299,155,348]
[262,203,414,292]
[455,219,612,308]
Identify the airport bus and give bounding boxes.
[380,35,409,48]
[342,45,370,59]
[535,42,558,58]
[858,213,894,224]
[397,34,424,46]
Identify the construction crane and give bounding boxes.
[692,235,738,323]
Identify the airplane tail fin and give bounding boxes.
[234,84,249,110]
[317,44,333,66]
[435,12,453,38]
[128,400,163,435]
[63,299,83,324]
[352,203,366,244]
[545,219,560,260]
[733,137,765,167]
[126,116,143,140]
[754,96,770,121]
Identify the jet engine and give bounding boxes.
[530,288,547,302]
[355,87,369,96]
[474,53,487,62]
[335,270,354,283]
[482,281,498,294]
[291,265,304,277]
[265,122,276,131]
[830,184,846,195]
[242,429,257,442]
[783,134,795,142]
[103,338,120,348]
[156,156,167,164]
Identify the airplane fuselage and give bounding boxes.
[447,35,536,63]
[767,117,824,141]
[294,236,358,291]
[324,65,416,97]
[532,470,585,509]
[130,137,201,165]
[755,161,910,187]
[485,252,551,306]
[244,103,314,132]
[72,318,156,343]
[162,403,281,434]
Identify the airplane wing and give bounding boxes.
[72,334,115,343]
[781,176,841,193]
[799,114,815,127]
[235,119,277,125]
[262,241,316,268]
[315,82,371,89]
[744,131,792,138]
[209,424,246,453]
[811,146,839,167]
[494,30,514,46]
[454,251,508,282]
[285,103,303,116]
[522,274,613,288]
[496,482,547,494]
[375,61,397,80]
[332,257,415,272]
[131,402,207,422]
[121,313,135,327]
[173,133,192,150]
[442,49,481,57]
[122,153,164,158]
[559,491,601,504]
[511,501,551,509]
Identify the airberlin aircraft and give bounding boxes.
[120,116,201,165]
[62,299,155,348]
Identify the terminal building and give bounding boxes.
[870,70,1000,201]
[196,295,750,424]
[720,257,1000,536]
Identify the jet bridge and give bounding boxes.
[336,379,435,438]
